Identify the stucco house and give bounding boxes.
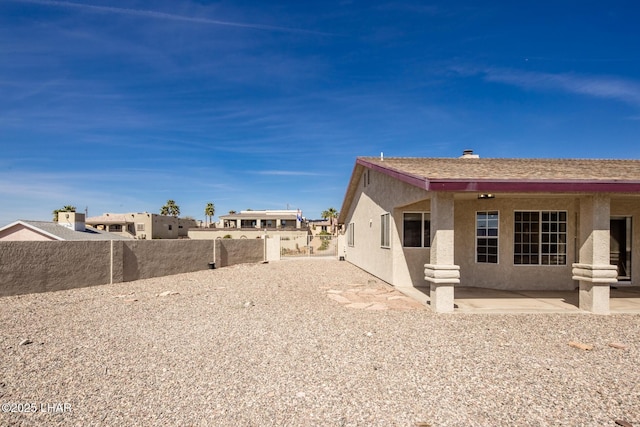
[85,212,195,239]
[191,209,308,243]
[219,209,305,230]
[0,212,128,241]
[338,151,640,314]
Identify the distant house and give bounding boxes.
[0,212,129,241]
[308,219,331,234]
[219,210,305,231]
[85,212,195,240]
[338,151,640,314]
[308,218,338,236]
[189,209,308,242]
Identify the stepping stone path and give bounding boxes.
[325,283,424,311]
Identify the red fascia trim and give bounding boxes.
[427,179,640,193]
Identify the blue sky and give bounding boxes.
[2,1,640,225]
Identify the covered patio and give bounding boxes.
[399,285,640,314]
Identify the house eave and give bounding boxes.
[357,157,640,193]
[426,179,640,193]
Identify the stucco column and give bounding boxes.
[256,219,261,229]
[425,192,460,313]
[572,195,617,314]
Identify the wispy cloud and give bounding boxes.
[13,0,333,35]
[452,65,640,107]
[253,170,326,177]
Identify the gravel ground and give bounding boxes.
[1,259,638,426]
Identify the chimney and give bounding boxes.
[460,149,480,159]
[58,212,86,231]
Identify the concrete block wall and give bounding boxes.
[0,241,110,296]
[216,239,264,267]
[121,240,213,282]
[0,239,265,297]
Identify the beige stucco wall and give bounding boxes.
[343,166,430,285]
[121,240,213,281]
[189,228,308,241]
[215,239,264,267]
[0,239,265,297]
[455,196,578,291]
[0,241,110,296]
[393,199,431,288]
[148,214,178,239]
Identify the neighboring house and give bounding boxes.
[190,209,309,247]
[219,210,305,231]
[309,219,331,235]
[308,218,338,236]
[85,212,195,240]
[338,150,640,314]
[0,212,129,241]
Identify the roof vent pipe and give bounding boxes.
[460,149,480,159]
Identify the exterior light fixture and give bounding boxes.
[478,194,495,199]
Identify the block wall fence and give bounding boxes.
[0,239,269,297]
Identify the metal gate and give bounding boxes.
[280,234,338,258]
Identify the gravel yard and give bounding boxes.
[1,259,638,426]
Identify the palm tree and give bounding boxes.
[321,207,339,235]
[160,200,180,217]
[52,205,76,221]
[204,202,215,227]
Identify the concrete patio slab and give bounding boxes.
[397,285,640,314]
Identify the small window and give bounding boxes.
[136,223,145,232]
[347,223,355,247]
[168,224,173,231]
[477,211,499,263]
[403,212,430,247]
[381,213,390,248]
[363,169,371,187]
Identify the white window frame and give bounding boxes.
[476,211,499,264]
[514,211,567,266]
[402,212,431,248]
[347,222,355,247]
[380,213,390,248]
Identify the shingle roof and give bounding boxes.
[338,156,640,223]
[360,157,640,181]
[10,221,130,240]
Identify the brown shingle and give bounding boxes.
[360,157,640,181]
